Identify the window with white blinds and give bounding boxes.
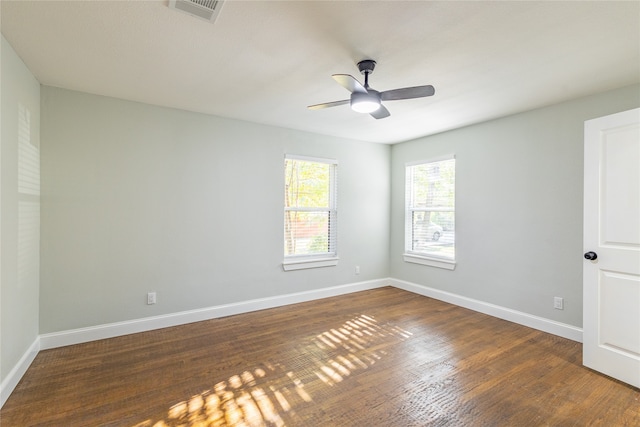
[405,156,456,268]
[283,155,338,270]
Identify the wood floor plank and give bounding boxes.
[1,287,638,426]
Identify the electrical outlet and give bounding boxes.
[554,296,564,310]
[147,292,157,305]
[355,265,360,275]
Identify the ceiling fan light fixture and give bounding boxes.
[350,92,381,113]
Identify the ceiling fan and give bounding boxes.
[308,59,435,119]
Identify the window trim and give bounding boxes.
[283,154,338,271]
[403,253,456,270]
[404,155,456,270]
[282,256,339,271]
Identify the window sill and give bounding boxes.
[282,257,339,271]
[403,253,456,270]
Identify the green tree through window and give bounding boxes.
[284,156,337,258]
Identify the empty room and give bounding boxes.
[1,1,639,425]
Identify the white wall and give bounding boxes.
[0,36,40,390]
[390,84,640,328]
[40,86,390,334]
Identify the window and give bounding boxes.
[283,155,338,270]
[405,156,456,269]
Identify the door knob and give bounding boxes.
[584,251,598,260]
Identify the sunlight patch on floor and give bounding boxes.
[134,314,413,427]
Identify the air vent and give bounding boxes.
[168,0,224,23]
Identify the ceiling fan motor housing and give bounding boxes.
[357,59,377,75]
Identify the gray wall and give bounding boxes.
[390,84,640,327]
[40,87,390,333]
[1,36,41,384]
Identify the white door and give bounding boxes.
[583,107,640,388]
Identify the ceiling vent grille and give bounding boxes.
[168,0,224,23]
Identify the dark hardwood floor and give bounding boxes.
[2,287,638,426]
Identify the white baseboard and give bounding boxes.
[39,278,390,350]
[390,278,583,342]
[0,337,40,408]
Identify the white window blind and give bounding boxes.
[284,155,337,263]
[405,156,455,263]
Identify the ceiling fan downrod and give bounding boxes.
[357,59,377,89]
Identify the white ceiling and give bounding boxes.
[2,0,639,144]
